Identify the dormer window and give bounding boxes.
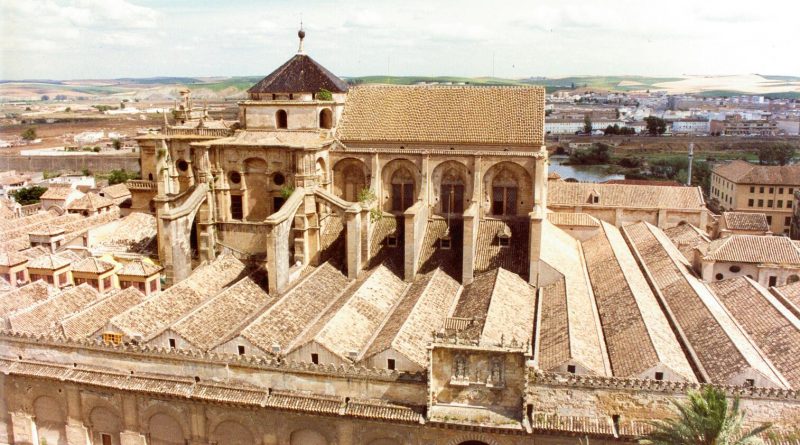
[386,234,398,247]
[497,226,511,248]
[276,109,288,129]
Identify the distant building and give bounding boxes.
[710,160,800,234]
[671,118,710,135]
[710,115,778,136]
[776,118,800,136]
[693,235,800,287]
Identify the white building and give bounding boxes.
[671,119,711,135]
[776,119,800,136]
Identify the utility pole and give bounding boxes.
[687,142,694,186]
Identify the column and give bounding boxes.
[346,205,362,279]
[187,405,208,445]
[529,205,545,286]
[65,386,89,445]
[10,412,37,445]
[462,204,476,285]
[119,394,147,445]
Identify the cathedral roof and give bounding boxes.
[247,53,349,95]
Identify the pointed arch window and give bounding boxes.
[441,168,465,214]
[492,169,518,216]
[391,167,415,212]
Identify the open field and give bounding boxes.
[4,73,800,102]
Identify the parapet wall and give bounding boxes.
[0,155,140,174]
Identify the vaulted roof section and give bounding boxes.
[248,54,348,95]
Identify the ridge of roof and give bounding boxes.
[247,53,348,94]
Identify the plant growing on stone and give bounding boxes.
[279,185,295,199]
[639,386,770,445]
[357,187,376,204]
[317,88,333,101]
[369,207,383,223]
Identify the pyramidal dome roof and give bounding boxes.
[248,53,349,95]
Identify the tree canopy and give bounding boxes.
[583,115,593,134]
[107,169,138,185]
[10,186,47,205]
[21,127,37,141]
[758,143,795,166]
[645,116,668,136]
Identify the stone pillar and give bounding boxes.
[188,404,208,445]
[472,156,482,214]
[10,412,36,445]
[336,422,354,445]
[421,154,430,204]
[266,220,291,294]
[534,150,548,208]
[346,205,362,279]
[657,208,668,228]
[304,193,320,266]
[370,153,381,199]
[404,210,417,282]
[360,206,372,266]
[119,395,146,445]
[529,205,545,286]
[462,204,477,285]
[65,386,89,445]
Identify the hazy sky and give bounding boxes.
[1,0,799,80]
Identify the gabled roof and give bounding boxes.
[337,85,545,146]
[100,183,131,199]
[247,53,348,94]
[8,284,100,335]
[67,192,114,211]
[548,181,705,210]
[40,185,79,200]
[0,250,27,267]
[0,281,57,318]
[713,160,800,185]
[722,212,770,232]
[701,235,800,264]
[72,257,116,274]
[60,287,146,340]
[118,258,162,277]
[28,253,71,270]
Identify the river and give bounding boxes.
[549,155,625,183]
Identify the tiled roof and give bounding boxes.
[363,268,460,367]
[713,160,800,185]
[27,253,71,270]
[170,274,273,351]
[602,179,682,187]
[701,235,800,264]
[67,192,114,211]
[88,212,157,253]
[337,85,545,146]
[0,281,57,320]
[663,223,710,262]
[117,258,162,277]
[40,185,79,200]
[480,268,536,348]
[536,277,570,371]
[722,212,770,232]
[8,284,100,335]
[0,249,27,266]
[60,288,146,340]
[710,277,800,387]
[582,222,695,381]
[474,219,529,278]
[109,254,246,339]
[623,222,787,387]
[548,181,705,209]
[547,212,601,227]
[265,390,343,415]
[772,281,800,319]
[537,221,608,375]
[100,183,130,199]
[452,269,497,338]
[239,262,349,353]
[247,53,349,94]
[72,257,115,274]
[344,399,423,423]
[300,264,407,361]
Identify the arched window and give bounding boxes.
[441,168,465,214]
[276,109,288,129]
[492,169,518,216]
[788,274,800,284]
[391,167,415,212]
[319,108,332,129]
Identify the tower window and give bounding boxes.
[230,195,243,220]
[276,109,288,129]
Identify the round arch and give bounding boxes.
[431,160,470,215]
[88,406,122,445]
[316,157,328,185]
[147,412,185,445]
[788,274,800,284]
[381,158,420,213]
[319,108,333,129]
[290,428,328,445]
[333,157,368,202]
[210,420,255,445]
[33,395,67,445]
[482,161,532,217]
[276,109,288,129]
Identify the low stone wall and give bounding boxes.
[0,155,140,173]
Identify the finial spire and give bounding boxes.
[297,21,306,54]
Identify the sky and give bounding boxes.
[1,0,799,81]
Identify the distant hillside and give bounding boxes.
[2,73,799,102]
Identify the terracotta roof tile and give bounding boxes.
[548,181,705,209]
[40,185,79,200]
[27,253,71,270]
[67,192,114,211]
[547,212,601,227]
[0,249,28,266]
[265,390,343,415]
[338,85,545,146]
[8,284,101,335]
[248,53,348,94]
[60,287,146,340]
[710,277,800,387]
[118,258,162,277]
[701,235,800,264]
[722,212,770,232]
[772,281,800,319]
[0,281,57,319]
[100,183,131,199]
[474,219,529,278]
[582,222,696,381]
[663,223,711,262]
[623,222,787,387]
[72,257,115,274]
[714,160,800,185]
[344,399,422,423]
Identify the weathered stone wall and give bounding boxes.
[0,155,140,174]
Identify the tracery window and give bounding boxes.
[491,169,518,216]
[391,167,415,212]
[441,168,465,214]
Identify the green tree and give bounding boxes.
[316,88,333,101]
[645,116,668,136]
[758,143,795,166]
[568,143,611,165]
[583,114,593,134]
[112,139,122,150]
[10,186,47,205]
[108,169,134,185]
[21,127,37,141]
[639,386,770,445]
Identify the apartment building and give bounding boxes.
[710,160,800,234]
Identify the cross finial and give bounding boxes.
[297,20,306,54]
